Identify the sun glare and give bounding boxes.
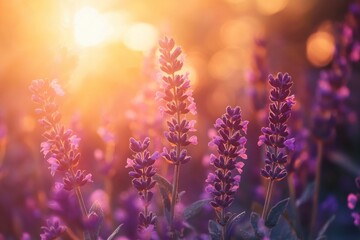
[74,6,111,47]
[122,23,158,52]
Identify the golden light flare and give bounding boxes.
[256,0,288,15]
[73,6,112,47]
[306,31,335,67]
[122,22,158,52]
[220,17,263,48]
[208,49,250,81]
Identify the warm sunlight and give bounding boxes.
[74,6,111,47]
[122,22,158,52]
[306,31,335,67]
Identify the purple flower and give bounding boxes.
[157,37,197,165]
[49,79,65,96]
[128,137,158,232]
[62,170,93,191]
[348,176,360,227]
[259,73,295,182]
[246,38,269,115]
[40,217,66,240]
[47,157,59,177]
[205,106,248,225]
[348,193,358,210]
[29,79,91,190]
[352,212,360,226]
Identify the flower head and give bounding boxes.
[127,137,158,231]
[205,106,248,224]
[30,79,91,190]
[157,37,197,165]
[40,217,66,240]
[259,72,295,182]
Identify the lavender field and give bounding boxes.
[0,0,360,239]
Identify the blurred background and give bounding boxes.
[0,0,360,239]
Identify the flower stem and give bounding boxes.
[170,163,180,238]
[287,173,303,239]
[262,179,274,220]
[70,168,88,217]
[220,208,226,240]
[310,140,324,240]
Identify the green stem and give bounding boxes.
[221,208,226,240]
[309,140,324,240]
[70,168,88,217]
[288,173,303,239]
[262,179,274,220]
[170,164,180,235]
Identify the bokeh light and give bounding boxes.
[220,17,263,48]
[306,31,335,67]
[122,23,158,52]
[73,6,112,47]
[256,0,288,15]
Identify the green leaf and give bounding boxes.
[153,174,172,194]
[265,198,289,228]
[183,198,211,221]
[238,230,255,240]
[226,211,246,238]
[250,212,264,238]
[107,224,123,240]
[269,216,298,240]
[154,174,172,223]
[159,185,171,222]
[208,220,222,240]
[316,215,335,239]
[296,182,314,207]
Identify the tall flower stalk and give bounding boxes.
[126,137,158,238]
[205,106,248,240]
[157,37,197,236]
[310,3,360,237]
[258,73,295,219]
[30,79,93,237]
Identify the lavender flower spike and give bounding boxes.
[206,106,248,231]
[29,79,92,191]
[30,79,91,220]
[127,137,158,233]
[258,72,295,220]
[157,37,197,235]
[258,72,295,182]
[157,37,197,166]
[40,217,66,240]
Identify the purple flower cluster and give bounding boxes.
[258,73,295,182]
[348,177,360,227]
[247,38,269,115]
[40,217,66,240]
[206,106,248,224]
[312,1,360,139]
[126,137,158,231]
[157,37,197,165]
[29,79,92,190]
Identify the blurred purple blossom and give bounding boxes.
[127,137,158,233]
[348,176,360,227]
[29,79,92,190]
[40,217,66,240]
[246,38,269,120]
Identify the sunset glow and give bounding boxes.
[1,0,359,239]
[74,6,112,47]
